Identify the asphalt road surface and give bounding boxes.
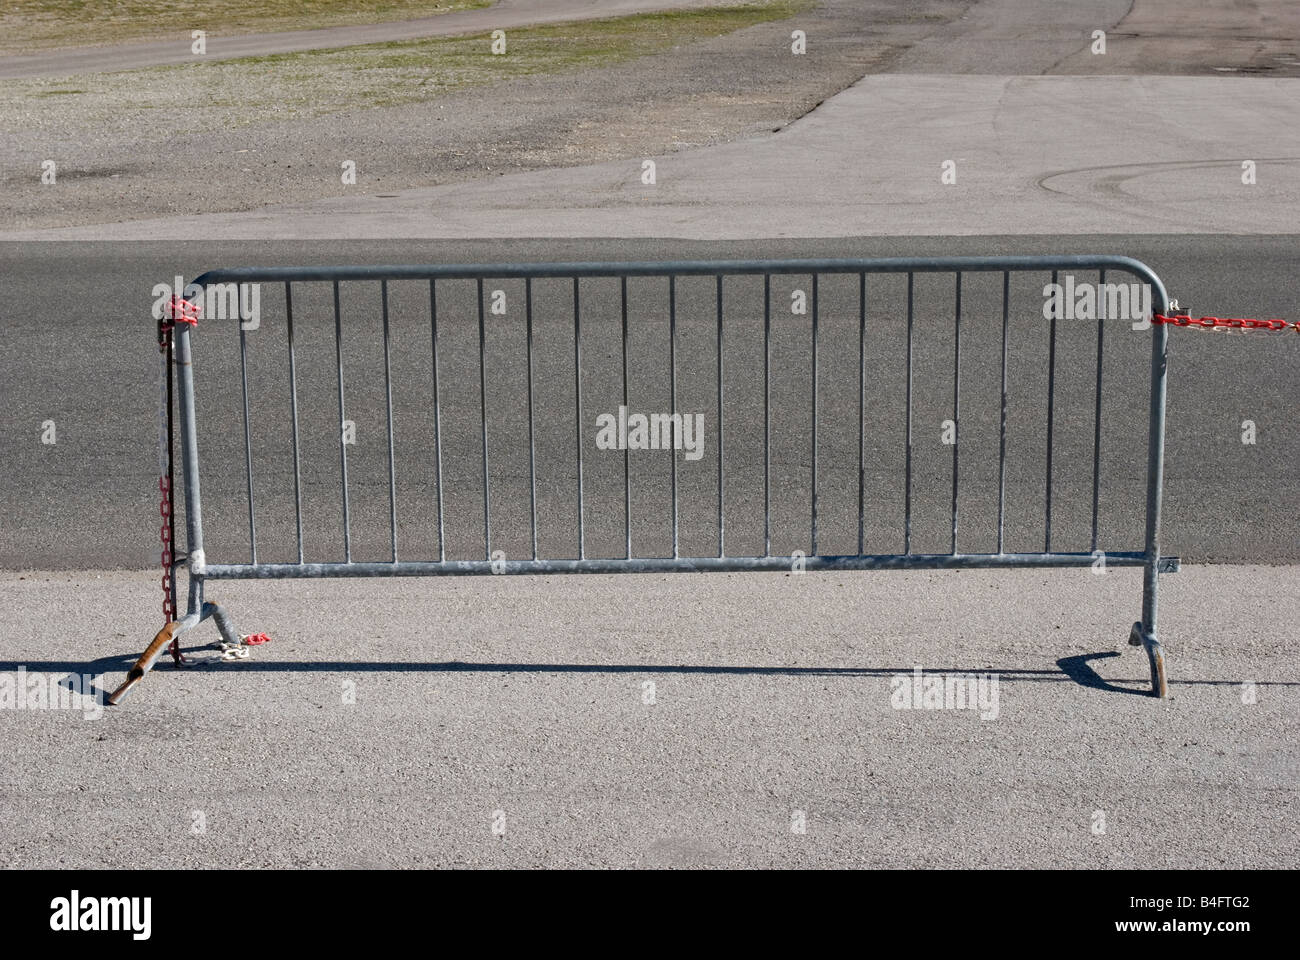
[2,235,1296,571]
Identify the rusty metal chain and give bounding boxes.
[158,328,173,624]
[156,296,198,627]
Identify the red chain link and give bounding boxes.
[165,296,200,328]
[1153,313,1300,333]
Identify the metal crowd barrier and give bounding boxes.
[111,255,1180,702]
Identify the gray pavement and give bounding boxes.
[18,71,1296,241]
[0,564,1295,868]
[2,235,1296,571]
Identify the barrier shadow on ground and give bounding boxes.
[5,652,1295,700]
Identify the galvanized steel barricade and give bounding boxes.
[112,255,1180,703]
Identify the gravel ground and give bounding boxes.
[5,0,1298,234]
[0,0,962,231]
[1,564,1295,869]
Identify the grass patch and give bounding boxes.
[0,0,489,54]
[180,0,814,115]
[2,1,815,133]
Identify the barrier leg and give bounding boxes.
[107,601,241,705]
[108,622,178,705]
[1129,621,1168,698]
[1144,632,1169,699]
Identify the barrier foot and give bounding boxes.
[108,622,178,705]
[1129,621,1169,698]
[108,601,243,705]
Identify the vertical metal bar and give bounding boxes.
[763,272,771,557]
[573,276,584,559]
[173,323,207,608]
[526,278,538,561]
[382,280,398,562]
[1045,270,1058,552]
[810,273,818,556]
[430,279,446,563]
[997,271,1009,554]
[1140,269,1172,697]
[669,275,678,559]
[478,278,490,560]
[717,274,725,558]
[623,276,632,559]
[951,271,961,555]
[334,280,351,562]
[858,271,866,556]
[1091,269,1107,553]
[285,282,304,564]
[239,311,256,564]
[904,272,913,555]
[1143,282,1171,639]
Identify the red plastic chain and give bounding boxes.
[242,634,272,646]
[1153,313,1300,333]
[164,296,200,328]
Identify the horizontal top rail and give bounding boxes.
[193,255,1166,294]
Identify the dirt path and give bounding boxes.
[5,0,1295,232]
[2,0,958,231]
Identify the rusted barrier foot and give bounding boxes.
[1129,621,1169,698]
[108,622,178,706]
[107,602,243,706]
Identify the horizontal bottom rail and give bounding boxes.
[202,552,1181,579]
